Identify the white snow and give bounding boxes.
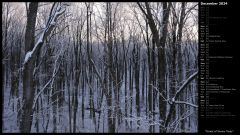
[3,2,198,133]
[23,51,33,64]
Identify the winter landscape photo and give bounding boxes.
[2,2,198,133]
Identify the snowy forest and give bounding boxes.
[2,2,198,133]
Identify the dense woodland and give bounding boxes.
[2,2,198,133]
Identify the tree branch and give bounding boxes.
[136,2,148,19]
[174,101,198,108]
[173,71,198,101]
[22,2,68,69]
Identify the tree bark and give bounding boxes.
[20,2,38,133]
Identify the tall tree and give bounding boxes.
[177,2,186,131]
[137,2,171,132]
[20,2,38,132]
[20,2,67,132]
[158,3,170,132]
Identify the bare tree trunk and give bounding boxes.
[137,3,170,132]
[129,58,133,130]
[142,59,146,105]
[132,39,140,129]
[105,3,115,132]
[67,66,72,132]
[20,3,67,132]
[158,2,170,132]
[82,65,85,128]
[20,3,38,133]
[169,3,178,129]
[177,3,186,131]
